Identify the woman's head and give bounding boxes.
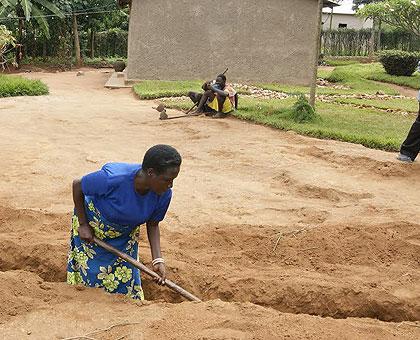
[142,145,181,194]
[216,74,227,87]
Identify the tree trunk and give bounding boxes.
[90,29,95,59]
[329,7,333,31]
[368,18,377,57]
[376,19,382,51]
[309,0,323,108]
[73,13,82,67]
[16,18,24,67]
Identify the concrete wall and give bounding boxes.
[322,13,373,30]
[127,0,320,85]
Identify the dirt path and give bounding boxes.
[373,80,419,98]
[0,70,419,339]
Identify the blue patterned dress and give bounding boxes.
[67,163,172,300]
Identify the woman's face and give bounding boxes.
[216,76,226,87]
[148,166,180,195]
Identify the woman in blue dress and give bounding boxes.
[67,145,181,300]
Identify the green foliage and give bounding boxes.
[357,0,420,36]
[378,50,420,76]
[380,29,420,51]
[21,56,72,69]
[0,0,64,38]
[322,29,373,56]
[83,56,126,68]
[324,58,364,66]
[335,97,419,113]
[133,80,250,100]
[94,29,128,57]
[352,0,382,11]
[258,64,399,96]
[134,80,205,99]
[0,25,15,48]
[366,69,420,88]
[289,95,319,123]
[321,28,420,56]
[0,74,48,97]
[326,62,419,90]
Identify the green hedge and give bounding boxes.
[93,29,128,57]
[378,50,420,76]
[322,29,420,56]
[0,74,48,97]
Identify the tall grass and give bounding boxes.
[0,75,48,97]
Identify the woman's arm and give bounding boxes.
[210,84,228,97]
[146,221,166,285]
[72,179,94,243]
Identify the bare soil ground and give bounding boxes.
[383,82,419,98]
[0,69,419,339]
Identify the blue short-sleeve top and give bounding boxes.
[81,163,172,226]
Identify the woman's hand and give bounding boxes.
[79,223,94,243]
[153,263,166,285]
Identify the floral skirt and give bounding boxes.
[67,198,144,300]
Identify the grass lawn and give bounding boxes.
[255,82,395,96]
[159,96,414,151]
[324,57,376,67]
[134,80,251,99]
[134,80,204,99]
[0,74,48,97]
[334,97,419,113]
[258,65,399,96]
[135,64,419,151]
[331,63,420,90]
[259,63,419,96]
[324,59,361,67]
[317,68,334,79]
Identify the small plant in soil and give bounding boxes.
[289,95,319,123]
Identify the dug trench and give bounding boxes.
[0,205,419,325]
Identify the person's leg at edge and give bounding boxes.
[398,103,420,163]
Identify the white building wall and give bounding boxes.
[322,13,373,30]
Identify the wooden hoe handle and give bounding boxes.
[93,237,202,302]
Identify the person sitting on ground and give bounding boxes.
[188,74,237,119]
[67,144,181,299]
[397,62,420,163]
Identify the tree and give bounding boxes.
[353,0,385,55]
[55,0,121,65]
[357,0,420,36]
[0,24,15,69]
[353,0,380,10]
[0,0,64,38]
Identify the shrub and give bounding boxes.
[84,57,127,68]
[95,29,128,57]
[0,75,48,97]
[289,95,318,123]
[378,50,420,76]
[22,56,73,70]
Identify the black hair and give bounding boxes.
[217,74,227,82]
[142,145,182,174]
